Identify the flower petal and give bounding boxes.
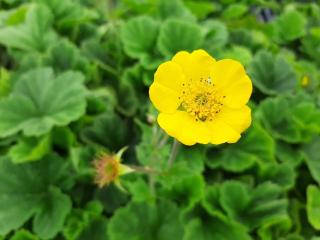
[157,111,210,146]
[149,83,180,113]
[211,59,252,108]
[172,49,216,81]
[207,119,241,144]
[217,105,252,133]
[149,61,185,113]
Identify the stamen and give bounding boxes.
[180,76,224,122]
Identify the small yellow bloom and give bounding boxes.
[149,49,252,146]
[93,147,133,188]
[301,76,309,87]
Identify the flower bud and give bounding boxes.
[93,147,133,188]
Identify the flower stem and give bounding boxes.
[148,125,162,196]
[127,165,158,174]
[158,134,169,148]
[168,139,180,168]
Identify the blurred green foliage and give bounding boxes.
[0,0,319,239]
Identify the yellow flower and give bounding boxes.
[93,147,133,188]
[149,49,252,146]
[301,76,309,87]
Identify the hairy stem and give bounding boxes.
[167,139,180,168]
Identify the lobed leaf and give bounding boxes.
[0,68,86,138]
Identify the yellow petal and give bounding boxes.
[211,59,252,108]
[149,83,180,113]
[172,49,216,81]
[149,61,185,113]
[207,119,241,144]
[217,105,252,133]
[157,111,210,146]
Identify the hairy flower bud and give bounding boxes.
[93,147,133,188]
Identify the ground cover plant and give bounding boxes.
[0,0,320,239]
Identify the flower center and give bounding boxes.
[93,154,120,187]
[180,77,225,122]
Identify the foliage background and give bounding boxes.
[0,0,320,239]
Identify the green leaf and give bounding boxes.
[248,50,297,95]
[69,146,95,177]
[257,95,320,143]
[157,145,205,188]
[222,3,248,20]
[202,185,225,220]
[156,0,195,21]
[282,235,305,240]
[271,9,307,43]
[0,68,11,98]
[0,154,72,239]
[81,111,128,151]
[63,201,108,240]
[120,16,159,59]
[121,63,149,89]
[116,76,140,116]
[120,0,155,15]
[184,1,216,20]
[202,20,229,52]
[108,200,184,240]
[38,0,97,29]
[140,53,165,71]
[220,181,251,219]
[230,29,254,48]
[220,181,289,230]
[10,229,39,240]
[175,145,205,173]
[290,102,320,139]
[302,137,320,185]
[258,162,296,190]
[0,67,86,138]
[184,217,252,240]
[307,185,320,230]
[160,175,205,210]
[157,145,205,190]
[81,38,119,74]
[221,45,252,66]
[123,176,154,203]
[33,186,72,239]
[257,97,297,142]
[258,222,296,240]
[51,127,75,150]
[202,182,290,240]
[301,32,320,65]
[276,141,303,167]
[4,5,28,25]
[135,120,170,170]
[8,135,51,163]
[8,51,46,72]
[46,39,88,72]
[95,184,129,214]
[206,123,275,172]
[294,60,320,91]
[157,19,204,57]
[0,3,56,52]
